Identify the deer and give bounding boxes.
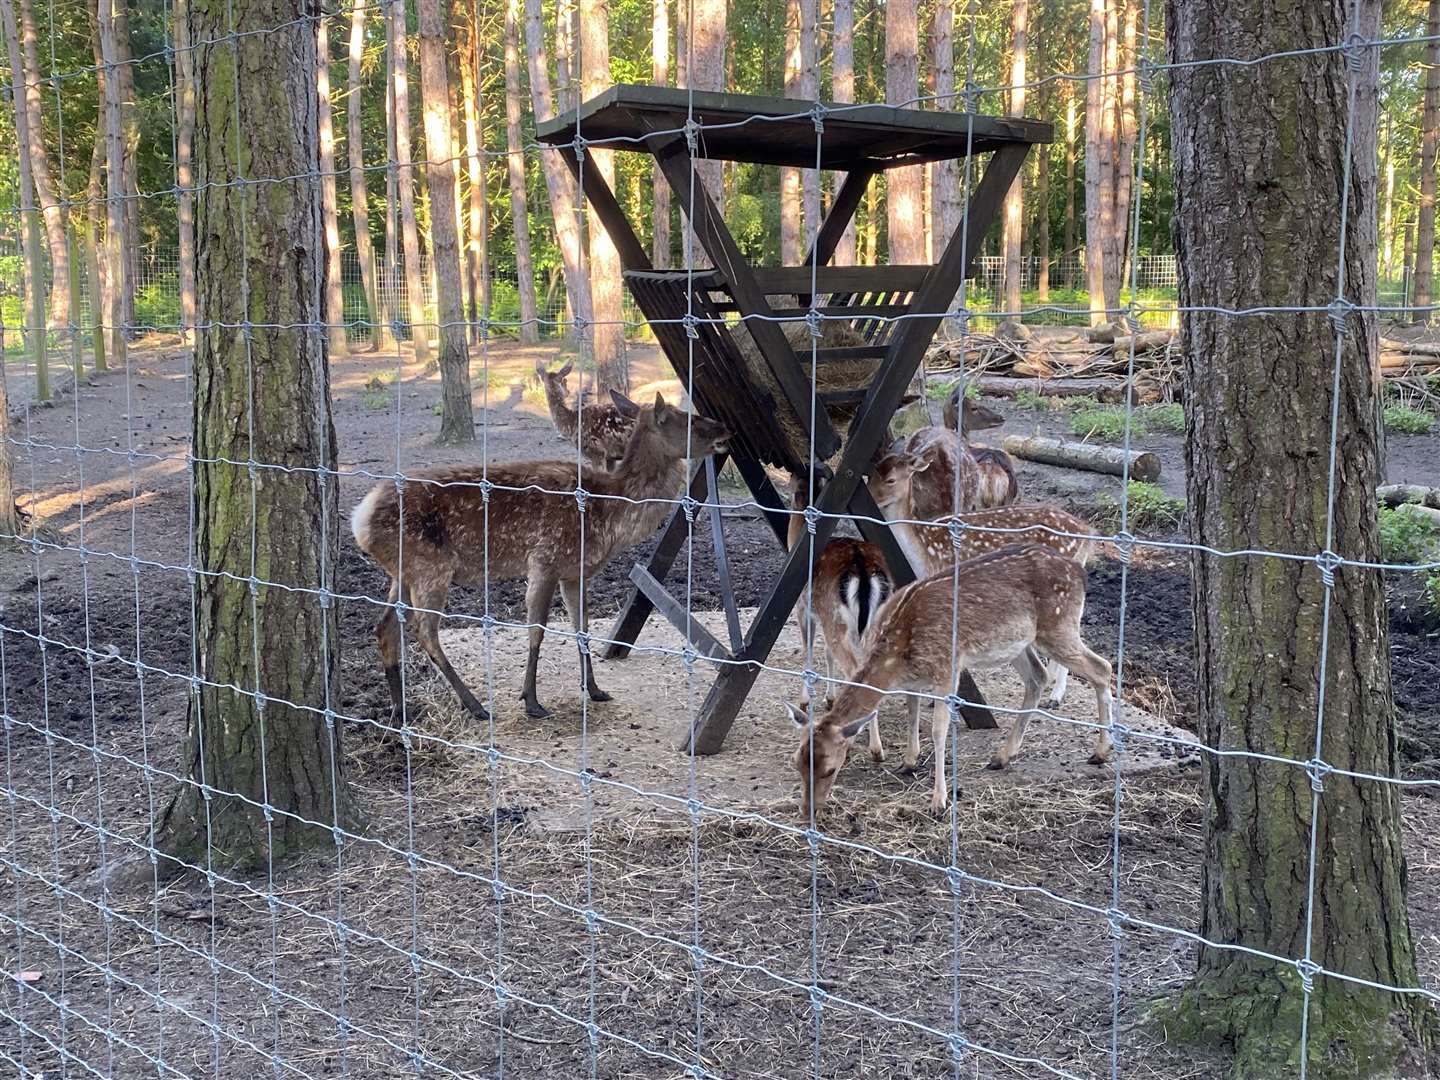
[534,358,636,469]
[893,391,1007,518]
[351,392,730,724]
[787,544,1117,816]
[943,382,1019,508]
[867,450,1102,708]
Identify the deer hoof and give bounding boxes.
[930,794,950,815]
[985,757,1008,771]
[522,697,552,720]
[588,688,613,704]
[1087,753,1109,766]
[464,701,491,723]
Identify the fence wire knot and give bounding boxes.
[804,308,824,340]
[574,486,589,514]
[808,103,828,132]
[1124,309,1143,335]
[1137,59,1157,95]
[689,943,706,970]
[802,503,820,535]
[682,312,701,339]
[809,984,828,1010]
[1105,907,1126,940]
[947,517,967,550]
[1326,298,1355,337]
[1315,549,1341,589]
[1108,720,1130,752]
[683,118,701,153]
[1295,957,1322,993]
[681,644,697,671]
[1305,758,1334,794]
[945,693,964,724]
[571,135,587,163]
[802,668,819,698]
[478,477,492,502]
[1113,530,1136,565]
[680,493,700,522]
[1343,33,1369,73]
[948,1032,971,1061]
[575,631,591,656]
[946,865,968,895]
[961,80,981,113]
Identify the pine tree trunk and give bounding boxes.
[98,0,127,368]
[688,0,725,247]
[1165,0,1439,1071]
[16,0,69,329]
[384,55,400,338]
[1099,0,1123,310]
[1063,83,1077,286]
[2,0,47,396]
[315,14,348,359]
[1413,0,1438,322]
[503,0,539,344]
[0,359,16,537]
[175,0,198,346]
[885,0,923,264]
[651,0,670,269]
[457,14,488,343]
[347,0,391,351]
[1083,0,1108,323]
[1002,0,1027,317]
[522,0,594,342]
[386,1,432,362]
[85,132,107,372]
[114,2,138,336]
[931,0,957,260]
[159,0,356,872]
[832,0,857,265]
[578,0,628,394]
[780,0,801,265]
[799,0,819,253]
[417,0,474,441]
[1105,0,1135,308]
[555,0,575,114]
[673,0,686,87]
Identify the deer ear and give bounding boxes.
[653,391,669,411]
[909,454,932,473]
[839,711,877,740]
[785,702,811,730]
[609,389,640,417]
[557,359,574,378]
[534,358,547,377]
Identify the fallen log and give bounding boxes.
[1380,338,1440,358]
[975,375,1136,404]
[1377,484,1440,510]
[1002,434,1162,482]
[1111,331,1174,354]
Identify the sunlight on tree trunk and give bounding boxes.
[503,0,539,344]
[1083,0,1109,324]
[99,0,126,368]
[1413,0,1438,322]
[1,0,48,397]
[456,14,489,344]
[175,0,197,347]
[387,0,433,363]
[885,0,923,264]
[1002,0,1027,319]
[780,0,801,265]
[17,0,69,330]
[651,0,670,268]
[347,0,391,351]
[316,14,349,360]
[831,0,857,265]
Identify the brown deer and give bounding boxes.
[943,383,1019,508]
[893,391,1005,518]
[788,544,1116,816]
[534,358,635,469]
[351,392,729,723]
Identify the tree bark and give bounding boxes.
[85,128,107,371]
[113,1,138,336]
[799,0,820,254]
[504,0,539,343]
[346,0,391,351]
[554,0,575,115]
[522,0,594,344]
[885,0,923,263]
[98,0,127,368]
[781,0,802,265]
[387,0,432,362]
[1063,82,1077,286]
[16,0,69,329]
[159,0,356,872]
[578,0,628,393]
[384,55,400,340]
[417,0,475,441]
[1104,0,1136,309]
[651,0,670,268]
[931,0,956,264]
[1002,0,1027,317]
[1083,0,1109,324]
[315,13,348,359]
[832,0,857,264]
[1164,0,1439,1072]
[456,11,489,344]
[687,0,725,260]
[0,359,17,537]
[1414,0,1438,322]
[1,0,47,396]
[175,0,198,346]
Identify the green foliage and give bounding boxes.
[1425,572,1440,619]
[1382,404,1434,435]
[1071,403,1142,441]
[1100,481,1184,531]
[360,372,394,412]
[1142,402,1185,433]
[1014,388,1046,410]
[1377,505,1438,566]
[133,284,180,331]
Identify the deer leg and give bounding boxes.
[930,698,951,814]
[1041,658,1070,709]
[521,572,559,718]
[408,579,489,723]
[1045,641,1116,765]
[902,695,922,771]
[988,648,1048,771]
[376,580,407,727]
[560,578,610,703]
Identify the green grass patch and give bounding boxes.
[1378,504,1438,565]
[1100,481,1185,531]
[1070,403,1142,441]
[1383,404,1434,435]
[1142,402,1185,433]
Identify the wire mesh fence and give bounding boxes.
[1,1,1438,1079]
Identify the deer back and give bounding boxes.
[902,428,979,518]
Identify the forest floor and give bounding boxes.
[1,334,1438,1078]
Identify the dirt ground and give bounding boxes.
[1,338,1438,1078]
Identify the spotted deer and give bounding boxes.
[868,450,1102,707]
[788,544,1117,816]
[534,358,636,469]
[351,393,729,723]
[942,383,1019,508]
[896,391,1006,518]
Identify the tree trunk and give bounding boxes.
[417,0,474,441]
[931,0,956,261]
[159,0,356,872]
[1164,0,1439,1072]
[1063,82,1077,286]
[689,0,725,229]
[85,131,107,372]
[1002,0,1027,317]
[383,51,400,338]
[0,359,17,537]
[315,14,348,359]
[523,0,594,344]
[555,0,575,115]
[1083,0,1109,324]
[578,0,628,393]
[386,0,432,362]
[780,0,801,265]
[347,0,391,351]
[885,0,923,263]
[1,0,47,397]
[175,0,198,346]
[16,0,69,329]
[799,0,819,253]
[1033,5,1049,302]
[1380,112,1394,280]
[1105,0,1136,309]
[1413,0,1438,322]
[114,1,138,336]
[504,0,539,343]
[98,0,126,368]
[456,13,489,343]
[651,0,671,268]
[832,0,857,265]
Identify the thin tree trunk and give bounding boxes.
[781,0,801,265]
[457,13,488,341]
[1107,0,1136,306]
[114,1,138,335]
[504,0,539,343]
[931,0,957,257]
[175,0,197,346]
[1033,2,1049,302]
[1413,0,1438,322]
[651,0,670,268]
[799,0,820,254]
[1380,112,1394,279]
[98,0,126,367]
[832,0,857,264]
[1,0,46,396]
[316,13,348,359]
[578,0,628,393]
[683,0,725,265]
[0,358,16,536]
[387,0,432,362]
[885,0,923,263]
[384,51,400,337]
[158,0,356,872]
[673,0,686,89]
[16,0,69,329]
[1002,0,1027,317]
[1084,0,1108,323]
[555,0,575,115]
[347,0,391,351]
[85,129,107,371]
[1063,81,1077,286]
[523,0,594,344]
[417,0,474,441]
[1165,0,1438,1070]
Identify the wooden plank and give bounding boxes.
[706,455,744,652]
[629,565,730,661]
[752,265,933,295]
[769,305,911,320]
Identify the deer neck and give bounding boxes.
[878,490,938,577]
[610,431,685,500]
[543,383,579,438]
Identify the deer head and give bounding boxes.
[610,391,730,460]
[786,701,876,817]
[866,452,930,516]
[943,384,1005,433]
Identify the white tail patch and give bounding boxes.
[350,486,385,552]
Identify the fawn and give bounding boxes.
[895,392,1005,517]
[351,392,729,723]
[788,544,1116,816]
[943,383,1018,508]
[534,358,636,469]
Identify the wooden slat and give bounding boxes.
[751,265,933,294]
[628,565,730,661]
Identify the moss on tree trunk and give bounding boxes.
[1161,1,1437,1075]
[158,0,357,872]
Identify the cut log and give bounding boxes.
[1377,484,1440,510]
[975,375,1135,404]
[1002,434,1162,482]
[1380,352,1440,371]
[1086,321,1122,344]
[1112,330,1174,354]
[1380,338,1440,358]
